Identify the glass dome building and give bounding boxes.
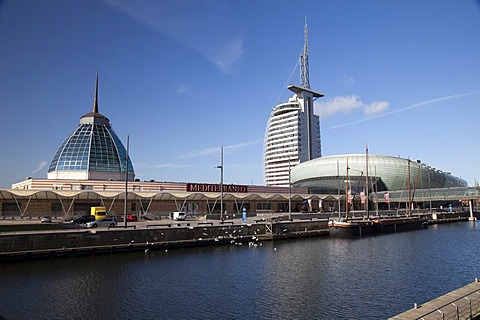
[47,74,134,181]
[291,154,467,194]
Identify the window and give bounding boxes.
[2,203,20,216]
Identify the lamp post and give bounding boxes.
[123,134,129,228]
[288,157,292,221]
[216,146,224,223]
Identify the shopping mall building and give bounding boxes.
[1,75,319,219]
[1,73,474,218]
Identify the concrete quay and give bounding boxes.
[0,215,330,261]
[0,211,475,262]
[390,279,480,320]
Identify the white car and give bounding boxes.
[85,217,117,228]
[41,216,52,223]
[169,212,186,221]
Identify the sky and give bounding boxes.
[1,0,480,188]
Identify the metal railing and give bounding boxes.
[416,290,480,320]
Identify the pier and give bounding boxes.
[390,279,480,320]
[0,216,330,261]
[0,211,477,261]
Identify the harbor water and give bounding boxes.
[1,222,480,319]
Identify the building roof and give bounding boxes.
[291,154,467,192]
[287,84,324,98]
[47,73,134,181]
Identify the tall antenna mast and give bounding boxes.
[300,17,310,89]
[92,71,99,114]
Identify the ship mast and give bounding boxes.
[407,159,411,217]
[365,143,369,219]
[346,158,350,221]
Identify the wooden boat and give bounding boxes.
[328,218,376,237]
[328,146,427,237]
[329,157,376,237]
[372,216,428,233]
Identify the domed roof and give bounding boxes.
[291,154,467,192]
[47,74,134,181]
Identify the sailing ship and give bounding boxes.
[329,145,427,237]
[371,158,428,232]
[328,156,376,237]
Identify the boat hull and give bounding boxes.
[372,217,428,233]
[329,216,428,237]
[328,220,376,237]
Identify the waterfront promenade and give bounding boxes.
[0,213,330,261]
[0,211,475,262]
[390,279,480,319]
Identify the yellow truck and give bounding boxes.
[90,206,108,220]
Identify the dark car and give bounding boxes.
[72,215,96,224]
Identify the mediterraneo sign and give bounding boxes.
[186,183,248,193]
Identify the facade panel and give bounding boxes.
[291,154,467,193]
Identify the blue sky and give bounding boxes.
[1,0,480,188]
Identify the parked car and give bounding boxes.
[127,215,138,222]
[85,217,117,228]
[169,212,186,221]
[71,215,96,224]
[41,216,52,223]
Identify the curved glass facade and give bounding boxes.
[291,154,467,193]
[47,74,134,181]
[48,123,134,175]
[264,92,321,187]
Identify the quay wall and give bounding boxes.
[0,219,329,260]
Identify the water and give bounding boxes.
[1,222,480,319]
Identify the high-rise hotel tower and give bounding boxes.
[264,21,324,186]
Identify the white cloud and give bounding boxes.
[207,35,244,74]
[102,0,244,74]
[32,161,48,173]
[315,95,389,119]
[336,75,355,87]
[327,90,480,130]
[176,84,190,94]
[179,139,263,159]
[135,163,192,169]
[364,101,389,116]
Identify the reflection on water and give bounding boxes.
[1,222,480,319]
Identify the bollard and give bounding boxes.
[414,303,418,309]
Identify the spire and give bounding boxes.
[300,17,310,89]
[92,72,99,114]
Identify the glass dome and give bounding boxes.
[47,74,134,181]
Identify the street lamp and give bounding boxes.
[216,146,224,223]
[288,157,292,221]
[123,134,129,228]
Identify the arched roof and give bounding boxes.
[0,190,323,202]
[291,154,467,191]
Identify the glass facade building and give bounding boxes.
[264,22,324,187]
[47,75,134,181]
[291,154,467,194]
[264,90,322,187]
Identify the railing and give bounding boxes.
[414,290,480,319]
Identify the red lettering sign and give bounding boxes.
[186,183,248,193]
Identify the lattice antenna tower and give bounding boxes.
[300,17,310,89]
